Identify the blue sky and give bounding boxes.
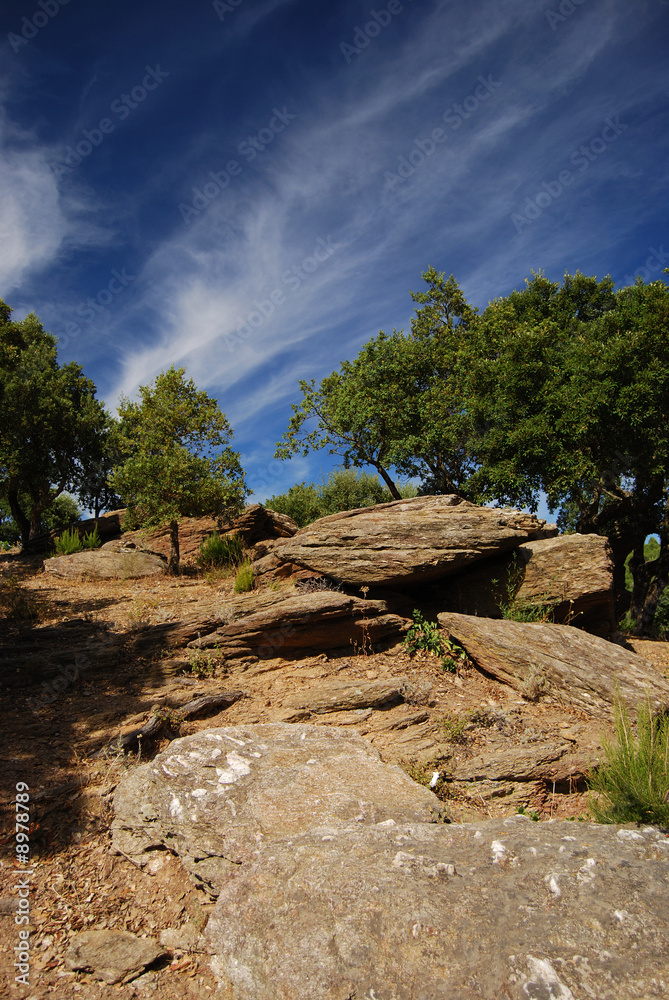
[2,0,668,511]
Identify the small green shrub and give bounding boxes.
[82,525,102,549]
[234,560,254,593]
[198,531,244,569]
[587,689,669,827]
[516,806,540,821]
[53,527,83,555]
[403,611,467,671]
[187,648,219,677]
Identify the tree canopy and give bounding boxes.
[0,300,108,547]
[111,366,248,572]
[276,269,669,631]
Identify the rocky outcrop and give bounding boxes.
[112,724,669,1000]
[232,503,298,545]
[278,677,409,721]
[437,532,616,636]
[438,612,669,717]
[253,495,557,586]
[185,590,407,660]
[43,546,167,579]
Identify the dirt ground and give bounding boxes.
[1,554,668,998]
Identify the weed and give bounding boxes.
[404,611,467,671]
[82,525,102,549]
[497,552,560,623]
[0,576,40,622]
[521,665,547,701]
[295,575,342,593]
[186,647,219,678]
[587,688,669,826]
[53,527,83,555]
[439,711,469,744]
[234,560,254,593]
[126,599,154,629]
[400,758,451,797]
[516,805,540,821]
[198,532,245,569]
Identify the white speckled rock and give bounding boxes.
[112,724,669,1000]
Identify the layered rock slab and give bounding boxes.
[438,612,669,717]
[254,495,556,585]
[437,533,616,636]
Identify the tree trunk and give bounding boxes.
[7,488,30,548]
[168,519,180,574]
[375,464,401,500]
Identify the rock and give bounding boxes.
[187,590,408,659]
[121,516,228,564]
[232,503,298,545]
[112,723,669,1000]
[205,816,669,1000]
[65,929,164,984]
[256,495,557,586]
[436,533,616,636]
[513,534,616,634]
[43,548,167,579]
[279,677,409,721]
[438,612,669,717]
[111,724,443,894]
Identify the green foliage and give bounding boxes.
[82,525,102,550]
[516,806,540,821]
[265,481,323,527]
[0,492,81,545]
[111,366,248,572]
[198,531,245,569]
[588,690,669,827]
[0,301,108,547]
[403,610,467,671]
[234,560,254,593]
[266,468,417,527]
[186,648,219,677]
[53,527,83,555]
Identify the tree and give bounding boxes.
[0,300,108,548]
[465,272,669,630]
[111,367,248,572]
[275,269,476,498]
[76,415,122,520]
[265,468,417,527]
[0,492,81,546]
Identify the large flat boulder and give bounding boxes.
[111,724,443,894]
[255,495,556,586]
[43,547,166,579]
[112,724,669,1000]
[438,612,669,717]
[437,533,616,636]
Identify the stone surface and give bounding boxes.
[437,532,616,636]
[65,929,164,984]
[43,547,167,579]
[112,723,669,1000]
[111,724,443,895]
[279,677,409,721]
[255,495,557,586]
[186,590,408,659]
[206,816,669,1000]
[232,503,298,545]
[438,612,669,717]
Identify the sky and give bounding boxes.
[1,0,668,512]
